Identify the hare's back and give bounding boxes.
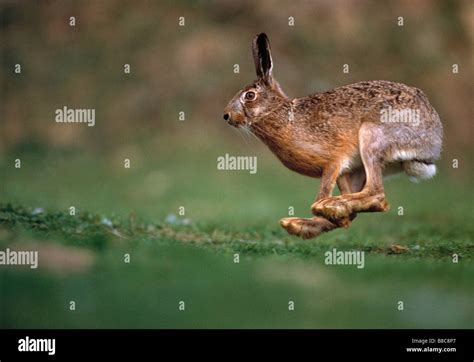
[306,80,442,134]
[316,80,432,115]
[302,80,443,163]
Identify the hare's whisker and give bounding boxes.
[242,124,260,144]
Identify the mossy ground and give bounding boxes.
[1,146,472,328]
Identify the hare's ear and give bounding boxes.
[252,33,273,84]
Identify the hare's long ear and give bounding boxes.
[252,33,273,85]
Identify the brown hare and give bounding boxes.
[223,33,443,239]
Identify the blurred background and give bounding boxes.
[0,0,473,328]
[1,0,472,157]
[1,0,472,221]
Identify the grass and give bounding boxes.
[0,142,473,328]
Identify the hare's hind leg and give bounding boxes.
[312,123,389,223]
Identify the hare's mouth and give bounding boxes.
[224,114,248,129]
[227,119,240,128]
[224,115,241,128]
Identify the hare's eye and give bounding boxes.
[244,91,256,101]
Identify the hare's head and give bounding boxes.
[223,33,287,128]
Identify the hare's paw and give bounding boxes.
[280,217,311,239]
[357,193,390,213]
[340,192,390,214]
[280,217,331,239]
[311,197,352,226]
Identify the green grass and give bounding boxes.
[0,143,473,328]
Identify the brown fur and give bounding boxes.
[224,33,443,239]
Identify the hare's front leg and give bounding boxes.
[280,172,357,239]
[309,172,362,227]
[279,216,341,239]
[307,163,358,227]
[312,123,390,223]
[280,165,341,238]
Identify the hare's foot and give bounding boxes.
[311,197,352,226]
[345,192,389,213]
[312,193,387,224]
[280,216,339,239]
[280,217,335,239]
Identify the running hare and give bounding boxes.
[223,33,443,239]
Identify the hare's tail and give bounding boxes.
[402,160,437,183]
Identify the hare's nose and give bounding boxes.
[223,113,230,121]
